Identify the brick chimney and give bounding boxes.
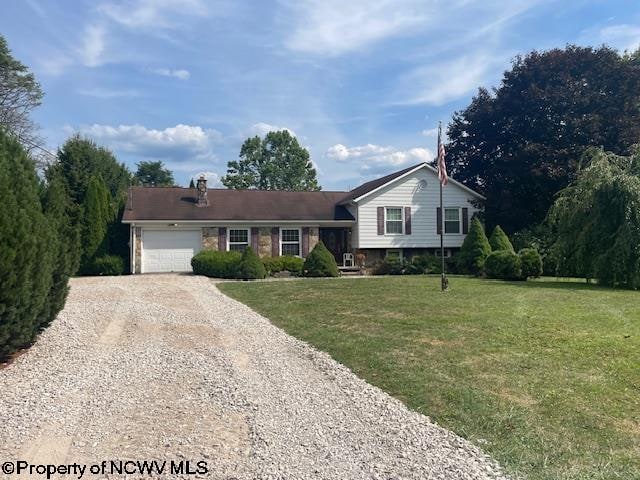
[196,175,208,207]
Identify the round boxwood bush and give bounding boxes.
[303,241,339,277]
[88,255,125,276]
[485,250,522,280]
[237,246,266,279]
[489,225,515,252]
[519,248,543,278]
[191,250,241,278]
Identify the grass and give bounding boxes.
[219,276,640,480]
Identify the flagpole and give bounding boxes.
[438,121,447,292]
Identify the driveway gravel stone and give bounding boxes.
[0,274,508,479]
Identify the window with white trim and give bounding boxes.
[280,228,301,256]
[385,207,403,234]
[444,208,461,234]
[228,228,249,252]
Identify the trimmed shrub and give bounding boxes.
[458,218,492,275]
[237,247,266,280]
[372,258,405,275]
[489,225,515,252]
[405,254,439,274]
[88,255,125,276]
[485,250,522,280]
[519,248,543,278]
[191,250,242,278]
[303,241,339,277]
[263,255,304,276]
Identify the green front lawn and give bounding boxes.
[219,276,640,480]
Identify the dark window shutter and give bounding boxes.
[302,227,310,257]
[271,227,279,257]
[462,208,469,234]
[218,227,227,251]
[377,207,384,235]
[436,207,442,235]
[251,227,259,252]
[404,207,412,235]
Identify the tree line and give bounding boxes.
[446,45,640,288]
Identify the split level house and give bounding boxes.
[123,162,485,274]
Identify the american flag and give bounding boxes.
[437,126,448,186]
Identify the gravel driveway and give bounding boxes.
[0,275,507,479]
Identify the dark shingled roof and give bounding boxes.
[338,162,424,203]
[122,187,355,222]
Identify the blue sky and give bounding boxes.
[2,0,639,189]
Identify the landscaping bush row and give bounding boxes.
[372,254,459,276]
[0,131,79,361]
[459,218,543,280]
[191,241,339,280]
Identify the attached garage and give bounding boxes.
[141,229,201,273]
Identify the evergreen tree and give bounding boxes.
[237,247,266,279]
[40,173,80,329]
[303,241,339,277]
[0,130,52,359]
[457,217,492,275]
[80,176,110,272]
[189,178,195,188]
[489,225,514,252]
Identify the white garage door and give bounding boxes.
[142,230,201,273]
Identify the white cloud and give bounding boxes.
[327,143,432,172]
[280,0,426,56]
[98,0,209,29]
[393,53,506,106]
[152,68,191,80]
[80,24,107,67]
[597,24,640,52]
[249,122,297,137]
[190,171,223,188]
[78,88,142,98]
[77,123,222,162]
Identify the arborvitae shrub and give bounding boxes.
[489,225,515,252]
[237,247,266,280]
[458,218,492,275]
[191,250,242,278]
[80,176,110,273]
[39,174,80,331]
[303,241,339,277]
[519,248,543,278]
[0,131,56,360]
[485,250,522,280]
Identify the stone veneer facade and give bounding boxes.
[134,227,142,274]
[202,227,219,251]
[199,226,320,257]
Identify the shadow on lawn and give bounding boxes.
[506,278,629,292]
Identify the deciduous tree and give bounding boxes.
[223,130,320,191]
[446,45,640,233]
[134,160,174,187]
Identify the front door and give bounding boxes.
[319,228,347,263]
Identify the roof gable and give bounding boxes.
[343,162,485,203]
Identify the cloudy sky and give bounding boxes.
[3,0,639,189]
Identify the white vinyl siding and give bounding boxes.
[354,168,479,249]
